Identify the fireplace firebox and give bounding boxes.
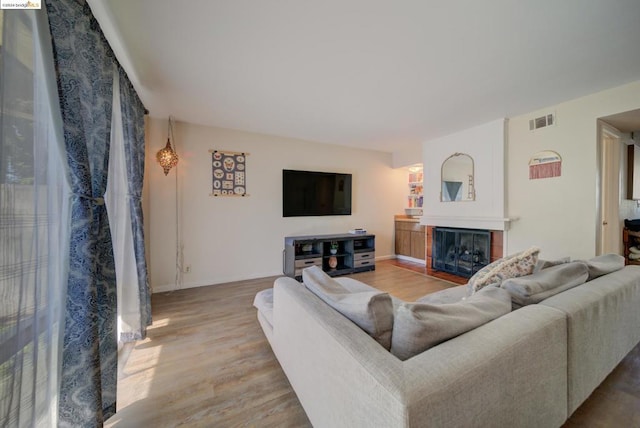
[432,227,490,278]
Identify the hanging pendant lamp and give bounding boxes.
[157,117,178,175]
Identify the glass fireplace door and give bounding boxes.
[432,227,491,278]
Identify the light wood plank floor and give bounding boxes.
[105,260,640,427]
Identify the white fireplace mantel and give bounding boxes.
[422,215,512,231]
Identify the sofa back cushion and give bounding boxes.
[302,266,394,350]
[578,253,625,281]
[501,261,589,308]
[390,286,512,360]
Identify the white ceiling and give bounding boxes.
[91,0,640,153]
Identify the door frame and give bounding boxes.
[595,120,623,255]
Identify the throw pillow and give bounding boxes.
[302,266,394,350]
[390,286,512,361]
[578,253,625,281]
[501,261,588,308]
[467,246,541,294]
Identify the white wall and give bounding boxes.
[392,143,423,168]
[146,119,406,292]
[422,119,507,230]
[507,80,640,260]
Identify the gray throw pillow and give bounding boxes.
[501,261,588,308]
[578,253,625,281]
[533,256,571,273]
[302,266,394,350]
[390,286,512,361]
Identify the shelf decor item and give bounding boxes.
[330,241,339,254]
[210,149,249,196]
[328,256,338,269]
[407,166,424,208]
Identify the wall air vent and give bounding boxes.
[529,113,556,131]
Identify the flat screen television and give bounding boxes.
[282,169,352,217]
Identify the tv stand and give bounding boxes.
[283,233,375,279]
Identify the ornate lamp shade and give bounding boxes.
[157,138,178,175]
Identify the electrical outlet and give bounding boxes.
[185,264,191,273]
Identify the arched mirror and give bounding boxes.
[441,153,475,202]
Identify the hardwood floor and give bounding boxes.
[105,260,640,427]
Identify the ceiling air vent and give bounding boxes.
[529,113,556,131]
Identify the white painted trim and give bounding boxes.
[153,255,394,292]
[152,269,282,293]
[395,255,426,265]
[422,215,512,231]
[595,120,624,255]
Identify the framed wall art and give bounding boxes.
[210,149,249,196]
[529,150,562,180]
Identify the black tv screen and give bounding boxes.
[283,169,352,217]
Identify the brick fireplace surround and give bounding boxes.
[425,226,504,285]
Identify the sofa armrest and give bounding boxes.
[272,277,406,427]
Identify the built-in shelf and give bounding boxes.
[408,171,423,209]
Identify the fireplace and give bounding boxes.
[432,227,491,278]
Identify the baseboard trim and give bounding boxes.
[395,255,427,265]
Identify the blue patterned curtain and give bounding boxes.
[46,0,118,425]
[118,65,152,338]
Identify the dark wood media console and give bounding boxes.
[283,233,375,279]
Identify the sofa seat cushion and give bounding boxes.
[302,266,394,350]
[468,247,540,294]
[390,286,512,360]
[501,262,589,308]
[253,288,274,328]
[416,285,469,304]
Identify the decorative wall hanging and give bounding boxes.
[529,150,562,180]
[210,150,249,196]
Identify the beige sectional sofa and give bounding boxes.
[540,266,640,415]
[254,262,640,427]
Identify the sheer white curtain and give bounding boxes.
[0,8,69,427]
[105,69,144,341]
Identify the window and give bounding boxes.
[0,9,68,426]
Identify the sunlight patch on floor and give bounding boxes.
[147,317,171,329]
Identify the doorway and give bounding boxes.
[597,122,623,255]
[596,109,640,256]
